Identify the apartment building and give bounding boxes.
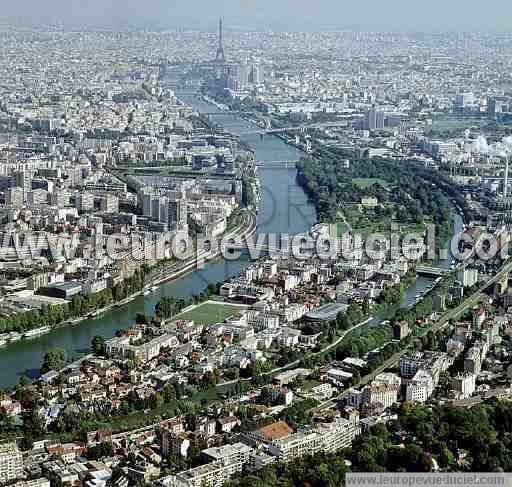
[363,382,399,409]
[202,443,253,465]
[266,429,322,461]
[464,350,480,375]
[255,416,360,462]
[18,479,51,487]
[105,334,178,363]
[0,442,23,484]
[451,373,476,399]
[457,268,479,288]
[159,459,244,487]
[405,369,434,403]
[162,432,190,458]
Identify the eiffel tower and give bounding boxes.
[215,18,226,63]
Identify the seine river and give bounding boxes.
[0,92,460,389]
[0,93,317,389]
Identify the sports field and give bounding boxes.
[174,302,243,325]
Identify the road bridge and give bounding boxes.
[416,265,449,277]
[175,90,200,96]
[233,121,349,137]
[200,111,257,116]
[223,241,292,255]
[254,160,299,169]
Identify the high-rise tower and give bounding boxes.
[215,18,226,63]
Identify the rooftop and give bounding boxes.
[202,442,252,461]
[257,421,293,441]
[305,303,349,322]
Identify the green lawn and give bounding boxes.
[190,387,220,404]
[352,178,389,189]
[301,379,321,393]
[430,119,480,130]
[174,302,243,325]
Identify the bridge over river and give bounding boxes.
[415,265,449,277]
[255,160,299,168]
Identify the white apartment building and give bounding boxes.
[160,459,244,487]
[405,369,434,403]
[363,383,399,409]
[266,430,323,461]
[373,372,401,387]
[263,261,278,277]
[347,381,399,410]
[18,479,51,487]
[0,442,23,484]
[401,352,450,385]
[105,334,178,363]
[244,265,263,282]
[313,416,361,453]
[265,416,360,461]
[202,443,253,465]
[282,303,308,323]
[485,318,503,346]
[452,373,476,399]
[5,187,24,207]
[75,192,95,212]
[457,268,479,288]
[248,311,280,330]
[100,194,119,213]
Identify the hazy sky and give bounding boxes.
[3,0,512,31]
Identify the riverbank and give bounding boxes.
[146,209,257,289]
[0,92,463,445]
[0,210,256,365]
[0,89,435,390]
[0,89,315,390]
[201,90,310,154]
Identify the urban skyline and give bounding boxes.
[0,6,512,487]
[1,0,512,30]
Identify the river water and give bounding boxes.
[0,93,316,389]
[0,92,462,389]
